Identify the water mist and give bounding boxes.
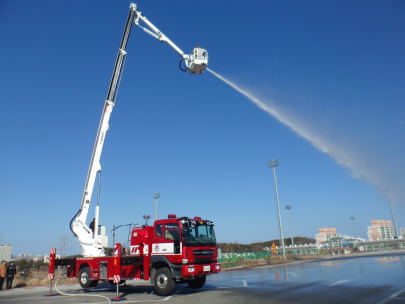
[206,68,401,204]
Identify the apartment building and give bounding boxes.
[400,228,405,238]
[0,244,12,262]
[367,220,397,241]
[316,228,342,248]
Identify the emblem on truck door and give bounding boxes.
[154,245,160,252]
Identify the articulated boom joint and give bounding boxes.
[132,4,208,75]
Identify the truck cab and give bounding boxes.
[130,214,221,295]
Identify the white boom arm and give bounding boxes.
[70,4,137,257]
[70,3,208,257]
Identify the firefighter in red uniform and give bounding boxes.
[0,261,6,290]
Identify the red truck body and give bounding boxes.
[49,215,220,295]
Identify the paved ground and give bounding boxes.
[1,253,405,303]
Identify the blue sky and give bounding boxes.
[1,1,404,256]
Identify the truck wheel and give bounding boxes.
[154,267,175,296]
[79,267,92,288]
[89,280,98,288]
[187,275,206,289]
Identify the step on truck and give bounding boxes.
[49,214,220,295]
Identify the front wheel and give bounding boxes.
[154,267,175,296]
[78,267,92,288]
[187,275,206,289]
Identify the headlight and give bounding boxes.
[215,265,220,270]
[182,259,188,264]
[188,267,195,272]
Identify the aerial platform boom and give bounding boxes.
[70,4,209,257]
[70,4,137,257]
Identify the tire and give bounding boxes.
[89,280,98,288]
[78,267,92,288]
[187,275,206,289]
[154,267,175,296]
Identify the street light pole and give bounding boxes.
[285,205,294,247]
[269,159,286,259]
[154,192,161,221]
[350,216,357,237]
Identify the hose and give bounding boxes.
[179,59,187,72]
[70,209,81,237]
[55,271,111,304]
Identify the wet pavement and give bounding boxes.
[210,254,405,304]
[1,253,405,303]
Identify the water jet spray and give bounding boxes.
[207,68,401,204]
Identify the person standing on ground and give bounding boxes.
[6,262,17,289]
[0,261,6,290]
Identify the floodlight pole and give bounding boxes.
[154,192,161,221]
[350,216,357,237]
[285,205,294,246]
[269,159,286,259]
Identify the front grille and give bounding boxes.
[194,257,213,264]
[193,250,214,256]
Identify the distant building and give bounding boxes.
[0,245,12,262]
[367,220,397,241]
[33,255,44,262]
[400,228,405,238]
[17,253,33,260]
[315,228,342,248]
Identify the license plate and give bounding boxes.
[203,266,210,272]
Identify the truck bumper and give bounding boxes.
[181,263,221,277]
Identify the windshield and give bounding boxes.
[184,221,216,247]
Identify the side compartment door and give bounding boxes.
[100,261,107,280]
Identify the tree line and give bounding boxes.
[218,236,316,253]
[13,259,46,271]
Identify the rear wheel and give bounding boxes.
[89,280,98,288]
[187,275,206,289]
[78,267,92,288]
[154,267,175,296]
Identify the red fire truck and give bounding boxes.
[48,3,216,296]
[49,215,220,295]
